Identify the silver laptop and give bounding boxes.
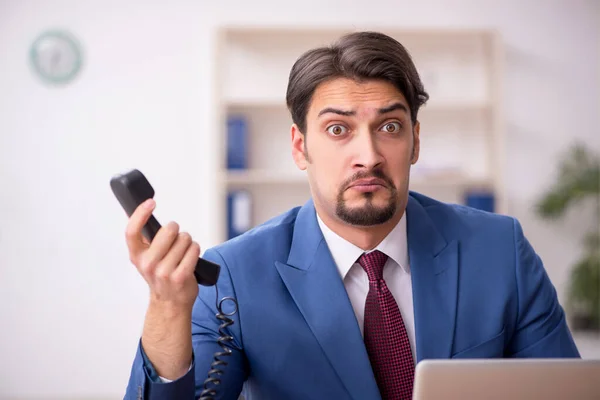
[413,359,600,400]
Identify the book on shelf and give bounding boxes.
[227,190,252,239]
[465,189,495,213]
[227,115,248,170]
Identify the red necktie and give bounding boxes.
[358,250,415,400]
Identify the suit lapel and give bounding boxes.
[406,194,459,361]
[275,200,381,400]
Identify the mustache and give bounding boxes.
[342,169,395,190]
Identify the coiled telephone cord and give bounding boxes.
[198,285,238,400]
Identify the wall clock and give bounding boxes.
[29,30,83,85]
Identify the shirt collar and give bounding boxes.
[316,211,410,280]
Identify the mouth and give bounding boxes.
[347,178,388,192]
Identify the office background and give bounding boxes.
[0,0,598,399]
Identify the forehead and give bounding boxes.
[309,78,409,116]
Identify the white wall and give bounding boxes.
[0,0,598,398]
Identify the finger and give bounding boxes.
[155,232,193,278]
[125,199,156,260]
[145,221,180,266]
[172,241,200,284]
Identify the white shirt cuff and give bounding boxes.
[158,361,193,383]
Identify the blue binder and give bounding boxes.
[227,116,248,170]
[227,190,252,239]
[465,190,495,213]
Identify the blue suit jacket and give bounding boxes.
[124,192,580,400]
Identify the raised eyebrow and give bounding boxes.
[317,107,356,117]
[378,103,409,115]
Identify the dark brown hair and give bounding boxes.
[286,31,429,133]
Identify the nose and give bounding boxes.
[352,129,385,170]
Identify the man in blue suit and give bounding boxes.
[122,31,580,400]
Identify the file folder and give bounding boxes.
[227,190,252,239]
[227,116,248,170]
[465,190,495,213]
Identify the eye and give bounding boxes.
[326,124,348,136]
[381,122,402,133]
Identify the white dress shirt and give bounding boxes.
[160,211,415,383]
[317,212,417,362]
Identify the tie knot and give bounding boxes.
[357,250,388,281]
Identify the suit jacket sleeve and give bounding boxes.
[123,247,249,400]
[506,218,581,358]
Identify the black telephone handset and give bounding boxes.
[111,169,235,399]
[110,169,220,287]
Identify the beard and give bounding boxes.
[335,169,398,226]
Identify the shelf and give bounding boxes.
[225,98,287,109]
[420,100,492,114]
[221,27,494,110]
[410,173,493,190]
[221,25,497,39]
[225,98,491,114]
[223,168,492,189]
[223,169,307,185]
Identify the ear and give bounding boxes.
[291,124,308,170]
[411,120,420,164]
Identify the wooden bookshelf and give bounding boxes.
[213,26,506,242]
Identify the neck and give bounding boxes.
[317,206,404,251]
